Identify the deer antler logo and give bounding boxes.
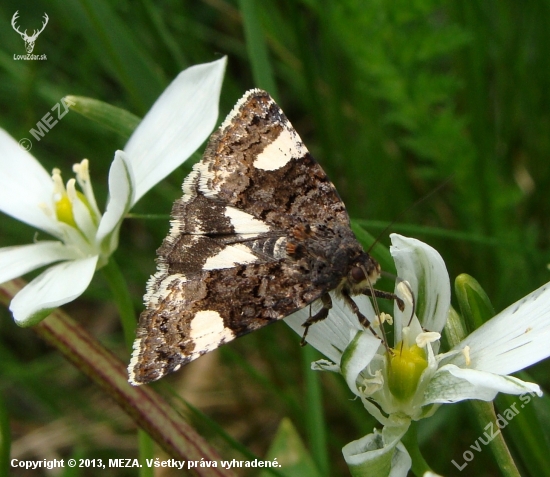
[11,11,49,54]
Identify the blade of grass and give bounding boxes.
[139,0,188,70]
[238,0,278,98]
[302,346,329,477]
[0,392,10,477]
[354,220,502,248]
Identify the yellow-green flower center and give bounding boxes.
[388,341,428,401]
[55,190,89,228]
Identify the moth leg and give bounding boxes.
[300,293,332,346]
[341,289,386,343]
[362,289,405,312]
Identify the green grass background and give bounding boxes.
[1,1,550,476]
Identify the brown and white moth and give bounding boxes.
[128,89,397,385]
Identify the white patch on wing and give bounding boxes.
[189,310,235,353]
[203,244,258,270]
[253,126,308,171]
[224,206,271,234]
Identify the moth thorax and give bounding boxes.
[341,254,381,295]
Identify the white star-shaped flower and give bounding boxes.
[285,233,550,476]
[0,57,226,326]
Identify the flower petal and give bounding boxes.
[342,423,411,477]
[96,150,135,253]
[71,190,99,244]
[57,221,97,256]
[0,241,80,284]
[424,364,541,404]
[341,331,382,396]
[311,359,340,373]
[0,128,59,236]
[10,255,99,326]
[124,57,227,203]
[284,292,375,364]
[449,281,550,375]
[390,234,450,336]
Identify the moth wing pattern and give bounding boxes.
[128,89,362,385]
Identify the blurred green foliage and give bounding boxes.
[1,0,550,476]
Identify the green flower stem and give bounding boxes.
[467,401,521,477]
[400,422,430,476]
[302,346,329,477]
[0,279,236,477]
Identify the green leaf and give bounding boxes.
[260,418,322,477]
[65,96,141,139]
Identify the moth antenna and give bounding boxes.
[366,176,453,255]
[365,178,450,359]
[361,266,391,354]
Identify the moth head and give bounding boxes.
[345,254,381,294]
